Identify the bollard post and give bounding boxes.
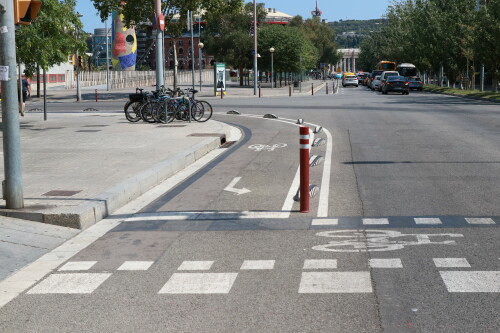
[326,83,328,95]
[95,89,98,102]
[221,89,223,99]
[259,86,261,98]
[312,83,314,96]
[289,86,291,97]
[299,126,310,213]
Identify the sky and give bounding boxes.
[76,0,394,33]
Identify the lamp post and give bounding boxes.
[253,0,258,95]
[76,12,83,102]
[198,42,204,91]
[269,47,275,89]
[105,17,110,91]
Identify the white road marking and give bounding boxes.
[414,218,442,225]
[125,211,290,221]
[369,259,403,268]
[433,258,471,268]
[58,261,97,271]
[26,273,112,294]
[298,272,373,293]
[240,260,275,270]
[363,218,390,225]
[224,177,251,195]
[303,259,337,270]
[312,218,338,226]
[440,271,500,292]
[178,261,214,271]
[158,273,238,294]
[117,261,154,271]
[316,127,333,217]
[465,218,496,225]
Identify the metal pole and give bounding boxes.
[299,126,310,213]
[271,52,274,89]
[105,18,110,91]
[0,0,24,208]
[76,48,81,101]
[480,65,484,92]
[189,11,195,91]
[253,0,257,95]
[43,69,47,121]
[198,17,202,91]
[155,0,164,89]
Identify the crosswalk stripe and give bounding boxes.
[363,218,389,225]
[440,271,500,292]
[433,258,471,268]
[158,273,238,294]
[465,218,496,225]
[58,261,97,271]
[26,273,111,294]
[414,218,442,225]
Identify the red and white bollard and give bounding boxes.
[299,126,310,213]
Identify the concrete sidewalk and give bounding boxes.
[0,113,235,229]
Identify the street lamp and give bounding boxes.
[198,42,204,91]
[76,12,83,102]
[269,47,275,89]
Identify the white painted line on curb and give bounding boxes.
[440,271,500,292]
[414,218,442,225]
[58,261,97,271]
[158,273,238,294]
[117,261,154,271]
[433,258,471,268]
[178,261,214,271]
[240,260,275,270]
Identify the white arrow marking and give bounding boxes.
[224,177,251,195]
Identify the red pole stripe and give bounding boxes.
[299,126,310,213]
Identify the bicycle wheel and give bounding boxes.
[154,100,175,124]
[124,100,143,122]
[191,100,213,122]
[140,101,157,123]
[175,100,190,121]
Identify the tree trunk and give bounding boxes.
[239,66,244,86]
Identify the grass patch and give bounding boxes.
[424,85,500,101]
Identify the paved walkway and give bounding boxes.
[28,79,332,103]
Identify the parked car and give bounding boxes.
[382,75,410,95]
[371,75,381,91]
[379,71,400,91]
[407,76,423,91]
[342,73,359,87]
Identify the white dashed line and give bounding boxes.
[158,273,238,294]
[303,259,338,270]
[58,261,97,271]
[27,273,112,294]
[414,218,442,225]
[240,260,275,270]
[311,219,338,226]
[465,218,496,225]
[117,261,154,271]
[433,258,471,268]
[369,259,403,268]
[440,271,500,292]
[177,261,214,271]
[299,272,373,293]
[363,218,390,225]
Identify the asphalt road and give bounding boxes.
[1,86,499,332]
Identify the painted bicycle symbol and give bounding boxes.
[248,143,287,152]
[313,230,464,252]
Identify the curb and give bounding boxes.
[423,89,500,103]
[0,135,226,229]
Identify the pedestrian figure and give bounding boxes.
[18,75,30,116]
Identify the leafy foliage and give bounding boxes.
[15,0,86,76]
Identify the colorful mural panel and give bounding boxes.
[111,12,137,71]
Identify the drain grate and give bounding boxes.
[188,133,226,144]
[83,108,99,112]
[220,141,237,148]
[43,190,81,197]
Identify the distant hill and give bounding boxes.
[328,19,387,48]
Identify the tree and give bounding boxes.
[15,0,86,76]
[202,2,267,86]
[297,17,339,68]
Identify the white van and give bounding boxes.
[379,71,400,91]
